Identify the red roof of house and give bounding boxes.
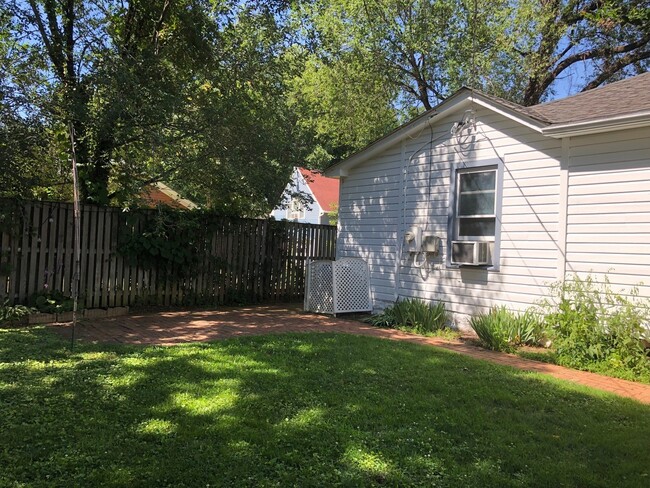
[299,168,340,213]
[139,183,197,210]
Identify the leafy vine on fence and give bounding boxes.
[0,199,26,276]
[118,208,207,277]
[116,208,293,279]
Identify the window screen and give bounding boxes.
[457,168,497,239]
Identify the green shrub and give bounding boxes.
[0,300,34,324]
[469,306,544,352]
[365,298,449,333]
[29,291,77,314]
[540,275,650,380]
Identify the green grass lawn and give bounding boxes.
[1,327,649,487]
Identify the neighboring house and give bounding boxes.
[271,167,340,225]
[139,182,198,210]
[324,72,650,329]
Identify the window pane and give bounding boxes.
[459,218,495,237]
[460,171,495,192]
[458,192,495,216]
[291,199,302,211]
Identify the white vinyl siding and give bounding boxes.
[565,127,650,298]
[337,108,563,328]
[337,106,650,329]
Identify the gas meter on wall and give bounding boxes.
[422,234,440,254]
[404,227,422,253]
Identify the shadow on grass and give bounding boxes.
[1,326,649,487]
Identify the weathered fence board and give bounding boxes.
[0,200,337,308]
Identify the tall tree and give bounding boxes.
[4,0,214,203]
[2,0,300,215]
[288,50,399,166]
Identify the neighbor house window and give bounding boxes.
[456,168,497,240]
[289,198,305,220]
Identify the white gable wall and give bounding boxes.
[337,107,564,329]
[565,126,650,297]
[270,168,324,224]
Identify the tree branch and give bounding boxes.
[105,168,177,200]
[153,0,171,55]
[63,0,76,83]
[582,49,650,91]
[525,33,650,105]
[27,0,65,80]
[552,34,650,81]
[561,0,605,25]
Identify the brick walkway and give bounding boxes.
[50,305,650,405]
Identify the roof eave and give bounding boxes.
[542,111,650,138]
[154,182,198,210]
[324,90,547,177]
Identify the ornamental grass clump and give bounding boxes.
[366,298,449,333]
[470,306,544,352]
[365,306,398,328]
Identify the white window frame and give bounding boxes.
[288,197,305,220]
[447,158,503,270]
[455,167,498,242]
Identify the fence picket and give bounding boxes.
[0,228,9,297]
[45,203,58,293]
[28,203,43,299]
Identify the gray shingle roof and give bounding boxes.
[324,72,650,174]
[528,72,650,124]
[472,91,553,123]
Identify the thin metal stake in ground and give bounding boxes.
[69,121,81,350]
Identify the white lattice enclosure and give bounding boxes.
[304,258,372,315]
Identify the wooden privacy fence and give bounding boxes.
[0,200,337,308]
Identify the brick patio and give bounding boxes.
[50,305,650,405]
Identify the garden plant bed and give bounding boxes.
[1,326,649,487]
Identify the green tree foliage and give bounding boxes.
[288,52,399,166]
[0,113,69,201]
[294,0,649,113]
[0,8,68,200]
[2,0,300,215]
[294,0,515,113]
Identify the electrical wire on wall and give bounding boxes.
[399,110,477,259]
[398,110,475,296]
[395,0,519,299]
[398,103,519,282]
[401,117,441,273]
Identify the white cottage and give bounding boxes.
[271,167,340,225]
[324,73,650,329]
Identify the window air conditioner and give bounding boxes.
[451,241,490,266]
